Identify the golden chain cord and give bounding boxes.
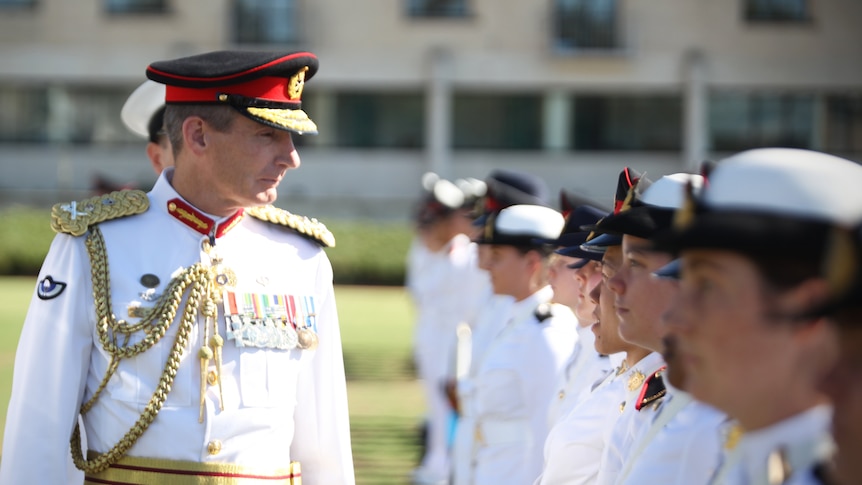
[70,226,217,474]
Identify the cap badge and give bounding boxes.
[673,181,697,230]
[287,66,308,100]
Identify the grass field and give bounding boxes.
[0,278,425,485]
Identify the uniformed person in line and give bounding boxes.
[407,172,491,485]
[802,219,862,485]
[535,168,647,485]
[463,204,575,485]
[451,169,552,485]
[0,50,354,484]
[657,148,862,485]
[585,172,727,485]
[121,79,174,174]
[539,201,610,429]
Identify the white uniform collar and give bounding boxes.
[507,285,554,325]
[151,168,244,240]
[737,404,834,483]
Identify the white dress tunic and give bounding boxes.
[468,286,577,485]
[0,171,355,484]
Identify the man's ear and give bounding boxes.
[182,117,208,156]
[775,277,831,323]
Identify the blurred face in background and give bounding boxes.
[548,253,581,309]
[574,260,602,326]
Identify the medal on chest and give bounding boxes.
[223,291,319,351]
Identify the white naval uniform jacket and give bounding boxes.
[468,286,577,485]
[595,352,666,485]
[536,354,641,485]
[615,386,727,485]
[0,171,355,485]
[546,322,612,430]
[716,404,834,485]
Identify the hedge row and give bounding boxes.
[0,206,413,286]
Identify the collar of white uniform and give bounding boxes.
[508,285,554,324]
[737,403,834,477]
[620,351,666,393]
[152,168,244,240]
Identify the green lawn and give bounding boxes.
[0,278,425,485]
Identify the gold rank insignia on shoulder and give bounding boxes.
[627,369,645,391]
[247,205,335,248]
[51,190,150,236]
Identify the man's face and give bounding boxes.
[573,260,602,326]
[609,235,676,352]
[820,322,862,484]
[548,253,581,309]
[203,113,301,210]
[590,246,629,355]
[664,249,809,417]
[485,245,532,297]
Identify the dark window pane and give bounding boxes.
[407,0,468,18]
[709,91,814,151]
[0,86,48,143]
[0,0,36,7]
[744,0,810,22]
[334,92,424,148]
[235,0,299,44]
[554,0,618,50]
[823,94,862,155]
[571,95,681,151]
[452,94,542,150]
[105,0,166,14]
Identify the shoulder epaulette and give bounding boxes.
[534,302,553,323]
[51,190,150,236]
[635,366,667,411]
[247,205,335,248]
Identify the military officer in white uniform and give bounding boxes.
[657,148,862,485]
[585,172,727,485]
[407,174,491,485]
[464,204,575,485]
[0,50,354,484]
[541,203,611,428]
[452,169,551,485]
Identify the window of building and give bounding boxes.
[104,0,166,14]
[406,0,469,18]
[709,91,814,152]
[0,0,36,8]
[0,86,48,143]
[744,0,810,22]
[234,0,299,45]
[553,0,619,51]
[570,95,682,151]
[822,94,862,156]
[452,94,542,150]
[333,92,424,148]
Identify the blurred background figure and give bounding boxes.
[120,79,173,175]
[406,172,490,485]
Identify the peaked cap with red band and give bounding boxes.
[146,50,319,135]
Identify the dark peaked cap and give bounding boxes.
[147,50,319,135]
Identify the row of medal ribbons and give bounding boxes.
[223,290,318,350]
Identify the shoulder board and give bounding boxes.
[534,302,553,323]
[51,190,150,236]
[635,366,667,411]
[247,205,335,248]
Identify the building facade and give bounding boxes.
[0,0,860,219]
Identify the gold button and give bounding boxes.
[207,440,222,455]
[558,390,565,400]
[207,370,218,386]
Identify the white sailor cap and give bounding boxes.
[656,148,862,258]
[477,204,565,247]
[121,80,166,141]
